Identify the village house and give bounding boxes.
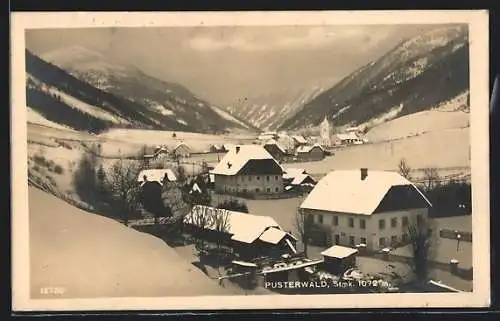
[295,144,326,162]
[142,145,169,167]
[173,141,191,158]
[211,145,285,196]
[183,205,298,259]
[263,139,287,162]
[335,133,364,146]
[299,169,432,251]
[283,168,316,193]
[291,135,308,148]
[136,169,177,212]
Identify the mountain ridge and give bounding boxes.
[279,25,469,131]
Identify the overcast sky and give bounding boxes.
[26,25,441,106]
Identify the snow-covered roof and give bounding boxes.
[174,141,190,150]
[321,245,358,259]
[291,173,315,185]
[211,144,282,176]
[189,182,202,194]
[258,227,288,245]
[283,168,307,180]
[336,133,360,140]
[184,205,282,244]
[292,135,307,144]
[263,139,286,154]
[296,144,325,154]
[137,169,177,185]
[300,170,431,215]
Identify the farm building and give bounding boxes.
[211,145,285,196]
[291,135,308,148]
[299,169,432,250]
[295,144,326,162]
[335,133,363,146]
[173,142,191,158]
[183,205,298,259]
[263,139,287,162]
[283,168,316,193]
[320,245,358,276]
[142,145,169,167]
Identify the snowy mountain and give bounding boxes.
[32,46,254,133]
[222,82,334,130]
[279,25,469,131]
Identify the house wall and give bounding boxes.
[301,207,428,251]
[214,174,284,195]
[296,147,325,161]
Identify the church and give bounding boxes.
[319,116,332,148]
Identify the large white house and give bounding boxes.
[299,169,432,251]
[211,145,285,196]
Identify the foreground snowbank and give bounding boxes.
[29,186,231,298]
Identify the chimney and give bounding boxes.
[360,168,368,180]
[235,146,240,153]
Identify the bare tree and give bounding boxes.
[213,208,231,276]
[406,214,437,286]
[397,158,412,180]
[422,167,440,192]
[106,158,141,226]
[189,205,214,256]
[161,181,192,228]
[294,210,314,257]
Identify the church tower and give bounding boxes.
[320,116,331,147]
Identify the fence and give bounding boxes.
[439,229,472,242]
[357,249,473,281]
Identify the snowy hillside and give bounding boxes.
[223,82,333,130]
[280,25,469,131]
[40,46,255,133]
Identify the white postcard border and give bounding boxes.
[11,10,491,311]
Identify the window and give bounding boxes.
[333,216,339,226]
[360,237,367,245]
[243,188,247,193]
[266,187,271,193]
[248,176,252,182]
[256,188,260,193]
[417,214,423,224]
[391,235,398,245]
[318,215,323,224]
[266,175,270,181]
[348,218,354,228]
[349,236,355,246]
[241,176,245,182]
[402,216,409,227]
[379,237,386,247]
[379,219,385,230]
[334,234,340,244]
[360,219,366,230]
[257,176,260,180]
[275,187,279,192]
[275,175,279,180]
[402,233,409,243]
[391,218,398,228]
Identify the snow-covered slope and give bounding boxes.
[27,106,76,131]
[28,186,231,298]
[280,25,469,130]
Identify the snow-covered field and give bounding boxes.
[366,110,469,143]
[27,107,76,132]
[29,186,232,298]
